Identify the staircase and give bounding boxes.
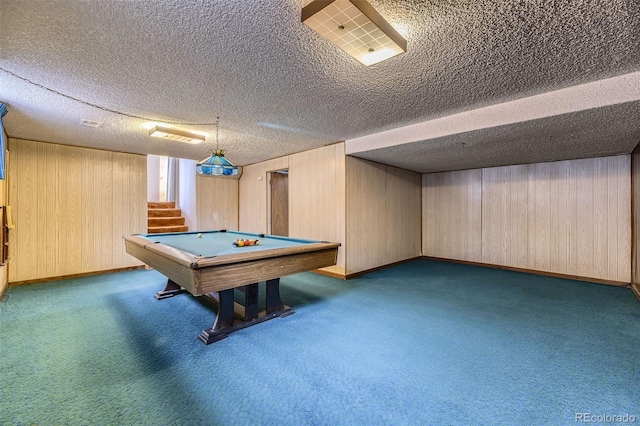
[147,202,189,234]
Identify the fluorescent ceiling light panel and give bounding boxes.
[149,125,205,144]
[302,0,407,66]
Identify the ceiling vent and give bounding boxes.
[80,119,103,128]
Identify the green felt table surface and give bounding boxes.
[141,230,318,258]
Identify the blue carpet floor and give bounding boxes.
[1,259,638,425]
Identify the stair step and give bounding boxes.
[148,217,185,227]
[147,225,189,234]
[148,201,176,209]
[148,208,182,218]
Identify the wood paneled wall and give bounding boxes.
[422,169,482,262]
[239,157,289,234]
[240,145,422,277]
[422,155,631,283]
[7,139,147,283]
[0,141,6,296]
[346,157,421,275]
[289,144,346,276]
[195,175,238,231]
[481,165,528,267]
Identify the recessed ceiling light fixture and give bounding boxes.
[302,0,407,66]
[149,125,205,144]
[196,117,242,177]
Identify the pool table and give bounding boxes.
[124,230,340,344]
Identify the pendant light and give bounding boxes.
[196,117,241,177]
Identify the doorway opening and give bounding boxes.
[268,169,289,236]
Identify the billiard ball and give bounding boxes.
[197,233,202,238]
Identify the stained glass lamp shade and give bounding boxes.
[196,149,240,176]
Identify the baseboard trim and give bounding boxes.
[345,257,423,279]
[422,256,629,287]
[312,269,347,280]
[0,265,7,301]
[9,265,147,287]
[631,283,640,301]
[10,261,636,298]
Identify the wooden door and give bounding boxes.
[270,172,289,236]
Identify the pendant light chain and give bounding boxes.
[215,117,220,152]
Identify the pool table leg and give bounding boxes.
[266,278,285,313]
[197,280,294,345]
[243,283,259,320]
[154,279,187,300]
[198,289,235,344]
[267,279,295,321]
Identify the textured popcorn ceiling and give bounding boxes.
[0,0,638,172]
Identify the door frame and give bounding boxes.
[267,169,289,235]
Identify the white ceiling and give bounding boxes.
[1,0,638,173]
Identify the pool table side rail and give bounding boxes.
[197,247,339,294]
[142,230,321,245]
[124,235,197,267]
[193,242,341,267]
[124,236,200,294]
